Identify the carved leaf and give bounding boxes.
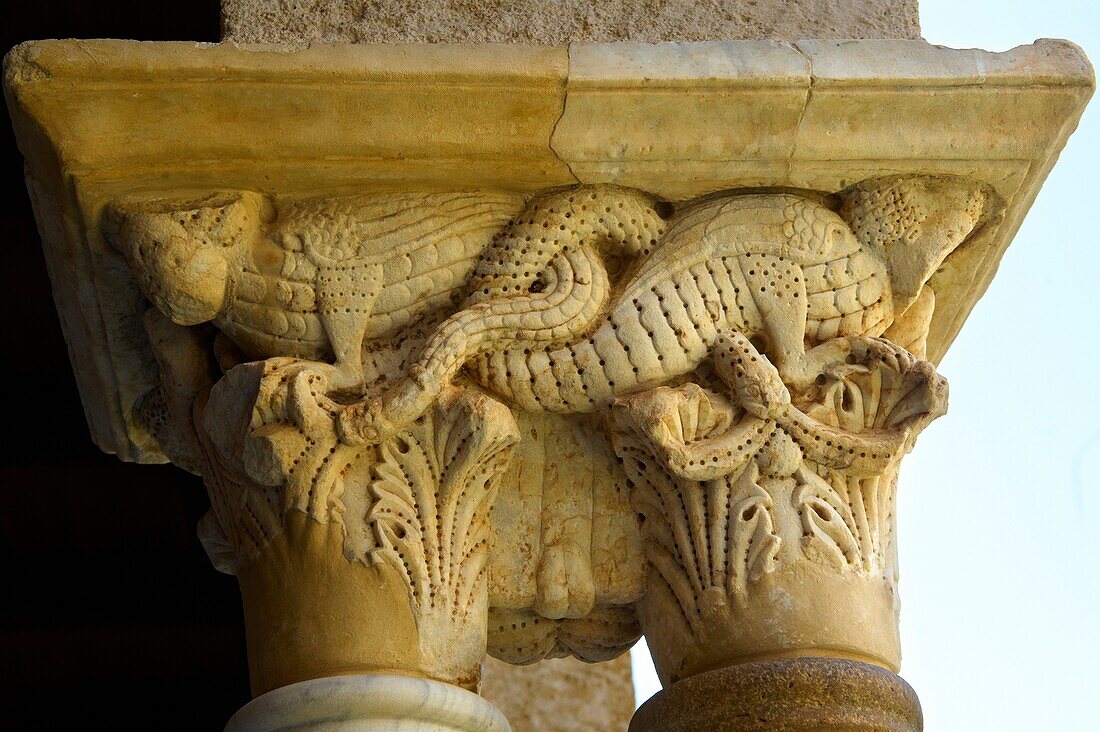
[367,391,519,621]
[795,465,898,577]
[612,384,781,633]
[794,339,937,575]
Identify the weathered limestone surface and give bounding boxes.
[630,658,922,731]
[224,2,919,724]
[211,7,1071,727]
[4,39,1091,464]
[482,655,634,732]
[4,36,1092,732]
[222,0,921,45]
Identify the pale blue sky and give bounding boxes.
[631,2,1100,727]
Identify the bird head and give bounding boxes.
[105,191,270,325]
[837,176,1000,318]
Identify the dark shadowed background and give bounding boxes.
[0,3,250,729]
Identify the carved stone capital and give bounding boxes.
[126,174,963,702]
[143,310,519,693]
[609,332,946,685]
[5,38,1091,730]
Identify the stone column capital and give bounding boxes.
[5,37,1091,731]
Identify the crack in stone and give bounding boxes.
[548,43,582,185]
[786,41,816,186]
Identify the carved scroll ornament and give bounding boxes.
[110,176,996,684]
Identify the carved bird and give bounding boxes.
[107,190,525,388]
[108,185,668,394]
[340,177,994,444]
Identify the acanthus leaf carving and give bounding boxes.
[141,307,519,687]
[223,364,520,637]
[362,389,519,624]
[611,382,784,629]
[791,336,947,576]
[609,325,947,683]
